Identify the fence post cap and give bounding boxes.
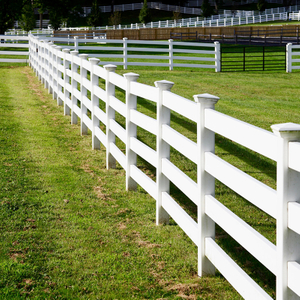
[55,46,62,50]
[62,48,70,53]
[123,72,139,81]
[123,37,128,40]
[89,57,100,65]
[271,122,300,138]
[193,93,219,104]
[104,64,117,72]
[79,53,88,59]
[154,80,174,90]
[71,50,79,56]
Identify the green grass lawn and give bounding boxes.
[1,63,300,299]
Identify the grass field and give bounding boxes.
[1,64,300,299]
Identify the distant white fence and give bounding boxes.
[289,11,300,21]
[61,5,300,31]
[36,36,220,71]
[0,36,29,63]
[94,12,289,30]
[5,29,53,36]
[29,34,300,299]
[83,2,202,15]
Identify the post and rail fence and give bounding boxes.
[28,34,300,299]
[30,35,221,71]
[4,34,300,74]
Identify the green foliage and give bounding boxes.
[0,0,25,34]
[34,0,84,30]
[173,10,182,23]
[139,0,151,24]
[257,0,267,11]
[48,9,64,30]
[109,10,121,26]
[19,3,36,32]
[214,0,224,14]
[87,0,102,27]
[201,0,213,18]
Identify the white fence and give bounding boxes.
[29,34,300,299]
[5,28,53,36]
[0,36,29,63]
[94,12,289,30]
[286,43,300,72]
[91,4,300,30]
[35,36,220,71]
[83,2,202,15]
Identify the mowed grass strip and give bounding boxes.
[0,66,239,299]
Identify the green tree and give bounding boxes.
[139,0,151,24]
[48,8,64,30]
[173,9,182,23]
[87,0,102,27]
[39,0,84,30]
[214,0,223,14]
[109,10,121,26]
[257,0,266,11]
[19,2,36,32]
[0,0,26,34]
[201,0,213,18]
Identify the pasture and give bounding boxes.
[1,64,300,299]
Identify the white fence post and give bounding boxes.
[62,48,71,116]
[124,72,140,190]
[194,93,219,277]
[155,80,174,225]
[43,42,49,89]
[90,58,101,150]
[79,54,89,135]
[51,43,57,99]
[271,123,300,300]
[40,41,45,84]
[123,37,128,70]
[214,41,221,72]
[286,43,292,73]
[49,42,54,94]
[70,50,79,121]
[104,64,117,169]
[168,39,173,71]
[55,46,62,105]
[74,36,78,51]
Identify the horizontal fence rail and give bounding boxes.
[29,34,300,299]
[0,35,29,63]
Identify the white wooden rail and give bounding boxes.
[29,34,300,299]
[0,35,29,63]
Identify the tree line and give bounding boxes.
[0,0,293,34]
[0,0,155,34]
